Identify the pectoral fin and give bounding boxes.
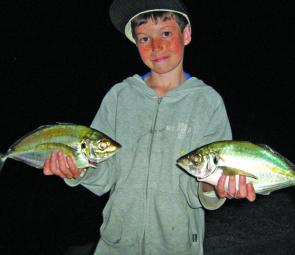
[88,160,98,168]
[220,166,258,179]
[259,191,271,195]
[0,153,7,172]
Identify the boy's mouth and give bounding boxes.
[152,56,169,63]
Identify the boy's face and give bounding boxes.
[134,17,191,75]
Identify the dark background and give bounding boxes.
[0,0,294,254]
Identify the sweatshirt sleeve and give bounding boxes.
[192,93,232,210]
[64,87,119,196]
[179,174,226,210]
[64,157,118,196]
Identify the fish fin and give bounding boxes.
[258,144,274,151]
[220,166,258,179]
[12,157,45,169]
[8,124,79,152]
[55,122,77,125]
[256,182,295,195]
[7,125,55,151]
[259,191,271,195]
[88,161,98,168]
[258,144,295,170]
[0,153,7,173]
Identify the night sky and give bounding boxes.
[0,1,294,254]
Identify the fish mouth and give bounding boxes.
[107,141,121,154]
[176,153,188,164]
[113,141,122,149]
[176,157,193,171]
[177,153,192,165]
[105,138,121,151]
[176,156,206,178]
[176,158,186,168]
[88,151,119,166]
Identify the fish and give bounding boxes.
[176,140,295,195]
[0,123,121,172]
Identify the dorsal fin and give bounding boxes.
[8,125,54,152]
[258,144,295,170]
[55,122,76,125]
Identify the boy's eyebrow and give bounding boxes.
[158,25,178,30]
[136,25,178,35]
[135,32,148,36]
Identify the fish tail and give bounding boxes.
[0,153,6,173]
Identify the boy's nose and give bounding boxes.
[151,38,163,51]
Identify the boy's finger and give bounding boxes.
[216,175,227,198]
[66,156,81,178]
[237,175,247,198]
[43,159,53,175]
[57,151,72,178]
[50,152,66,178]
[228,175,236,197]
[49,152,59,173]
[246,183,256,202]
[57,151,67,169]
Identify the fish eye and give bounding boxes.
[98,140,110,150]
[213,155,218,165]
[81,142,86,149]
[191,155,200,164]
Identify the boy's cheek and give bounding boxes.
[138,46,151,60]
[138,43,150,52]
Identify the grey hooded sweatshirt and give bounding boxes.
[66,74,232,255]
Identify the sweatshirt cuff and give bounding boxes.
[198,183,226,210]
[64,168,89,187]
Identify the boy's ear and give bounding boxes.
[183,25,192,46]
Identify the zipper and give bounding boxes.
[141,96,163,254]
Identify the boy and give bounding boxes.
[44,0,256,254]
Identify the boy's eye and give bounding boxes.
[162,31,172,38]
[138,36,150,43]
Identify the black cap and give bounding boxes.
[109,0,190,43]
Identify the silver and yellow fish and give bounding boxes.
[0,124,121,172]
[177,141,295,195]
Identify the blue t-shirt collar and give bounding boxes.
[141,71,191,80]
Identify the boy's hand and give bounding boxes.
[215,175,256,202]
[43,151,81,179]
